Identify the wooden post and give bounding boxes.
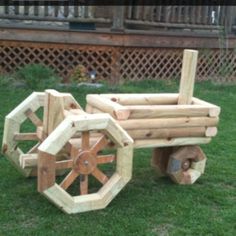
[178,49,198,105]
[43,90,65,137]
[224,6,236,34]
[111,5,125,32]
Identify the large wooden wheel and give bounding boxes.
[2,92,45,177]
[2,90,82,177]
[38,113,133,214]
[166,145,207,184]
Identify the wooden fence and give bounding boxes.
[0,5,236,82]
[1,40,236,83]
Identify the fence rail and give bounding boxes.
[0,5,235,33]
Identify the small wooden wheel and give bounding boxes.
[38,114,133,214]
[166,145,207,184]
[151,147,174,176]
[2,92,45,177]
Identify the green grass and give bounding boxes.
[0,80,235,236]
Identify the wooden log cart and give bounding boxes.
[2,50,221,214]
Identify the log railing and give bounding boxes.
[0,5,235,34]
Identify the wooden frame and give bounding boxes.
[38,114,133,214]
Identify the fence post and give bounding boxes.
[224,6,236,34]
[110,48,121,85]
[111,5,125,32]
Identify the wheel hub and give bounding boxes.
[74,151,97,174]
[182,159,191,171]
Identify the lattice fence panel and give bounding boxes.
[1,41,236,83]
[120,48,183,81]
[0,42,113,80]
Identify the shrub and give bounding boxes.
[0,74,15,88]
[15,64,61,90]
[68,64,90,84]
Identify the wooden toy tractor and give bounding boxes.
[2,50,220,214]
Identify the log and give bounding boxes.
[178,49,198,105]
[127,127,206,139]
[205,127,217,137]
[126,104,211,119]
[118,117,219,130]
[100,93,179,105]
[85,104,93,113]
[133,137,211,149]
[86,95,130,120]
[192,97,221,117]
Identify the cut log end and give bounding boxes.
[205,127,217,137]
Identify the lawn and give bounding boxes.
[0,80,235,236]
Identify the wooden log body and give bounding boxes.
[86,93,220,149]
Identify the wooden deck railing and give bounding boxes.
[0,5,235,33]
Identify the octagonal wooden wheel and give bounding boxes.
[2,90,82,177]
[2,92,45,177]
[38,113,133,214]
[166,145,207,184]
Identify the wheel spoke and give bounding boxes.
[80,175,88,195]
[97,155,116,164]
[14,132,39,141]
[56,160,73,170]
[90,135,108,155]
[60,170,79,190]
[82,131,90,150]
[92,167,109,184]
[25,108,43,126]
[70,145,80,159]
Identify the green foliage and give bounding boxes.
[0,80,236,235]
[0,74,15,88]
[14,64,61,90]
[69,64,89,84]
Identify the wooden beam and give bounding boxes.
[134,137,211,149]
[14,132,38,141]
[126,104,211,119]
[1,28,235,49]
[118,117,219,130]
[100,93,179,105]
[178,49,198,105]
[86,95,130,120]
[127,127,206,139]
[38,151,56,192]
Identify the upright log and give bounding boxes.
[178,49,198,105]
